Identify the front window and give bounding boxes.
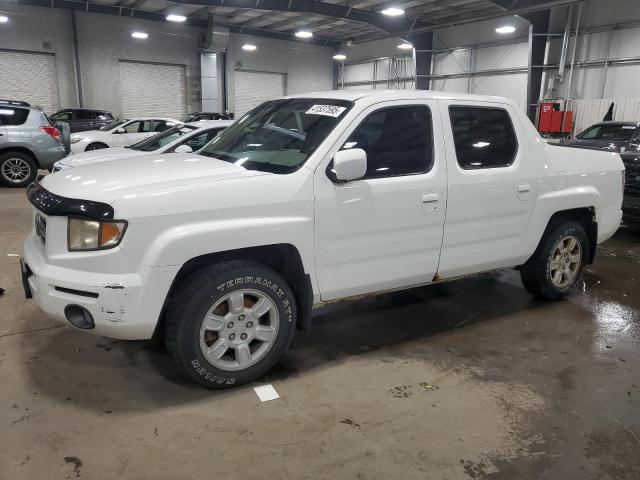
[130,125,197,152]
[199,98,352,174]
[578,124,637,141]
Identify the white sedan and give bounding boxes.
[55,120,233,170]
[69,117,181,154]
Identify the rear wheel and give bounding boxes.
[85,142,108,151]
[520,221,588,300]
[0,152,38,187]
[165,260,297,388]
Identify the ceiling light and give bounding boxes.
[495,25,516,34]
[242,44,257,51]
[0,15,8,23]
[166,14,187,23]
[397,43,413,50]
[381,7,404,16]
[295,30,313,39]
[333,53,347,61]
[131,31,148,39]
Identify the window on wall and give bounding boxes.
[340,106,433,180]
[449,106,518,170]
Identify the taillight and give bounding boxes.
[39,126,62,142]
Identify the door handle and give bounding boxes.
[518,184,530,193]
[422,193,440,203]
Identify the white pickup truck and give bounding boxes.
[22,91,624,388]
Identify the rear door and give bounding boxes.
[74,110,95,132]
[314,100,447,301]
[437,100,538,278]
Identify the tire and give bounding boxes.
[520,220,588,300]
[0,151,38,187]
[85,142,108,151]
[165,260,297,388]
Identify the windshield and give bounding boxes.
[578,124,637,141]
[100,119,127,131]
[129,125,197,151]
[199,98,353,174]
[181,113,197,123]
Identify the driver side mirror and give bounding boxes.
[115,127,126,134]
[174,144,193,154]
[332,148,367,182]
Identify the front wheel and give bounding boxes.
[165,261,297,388]
[520,221,588,300]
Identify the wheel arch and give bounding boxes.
[85,142,109,151]
[545,207,598,264]
[152,243,313,343]
[0,146,39,167]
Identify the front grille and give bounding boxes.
[35,213,46,244]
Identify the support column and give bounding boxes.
[525,10,550,121]
[409,32,434,90]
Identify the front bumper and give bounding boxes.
[23,231,174,340]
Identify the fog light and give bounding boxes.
[64,305,95,329]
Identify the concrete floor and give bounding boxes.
[1,186,639,480]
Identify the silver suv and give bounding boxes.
[0,100,68,187]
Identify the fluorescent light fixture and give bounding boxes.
[295,30,313,39]
[333,53,347,61]
[397,43,413,50]
[0,15,8,23]
[472,141,491,148]
[381,7,404,16]
[495,25,516,34]
[131,31,148,39]
[242,44,257,51]
[166,14,187,22]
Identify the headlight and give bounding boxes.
[70,137,82,144]
[68,218,127,251]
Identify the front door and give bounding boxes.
[436,100,538,278]
[314,100,447,301]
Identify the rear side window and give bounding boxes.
[0,107,30,126]
[76,111,95,120]
[449,106,517,169]
[340,106,433,179]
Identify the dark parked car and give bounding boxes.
[567,121,640,153]
[181,111,233,122]
[620,151,640,225]
[50,108,114,133]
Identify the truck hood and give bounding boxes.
[58,147,147,168]
[41,152,267,204]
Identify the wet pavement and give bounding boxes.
[0,186,638,479]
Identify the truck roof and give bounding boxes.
[285,89,515,105]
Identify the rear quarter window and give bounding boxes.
[0,107,30,126]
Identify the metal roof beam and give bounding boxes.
[181,0,432,34]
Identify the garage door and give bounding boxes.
[0,50,60,113]
[234,70,285,117]
[119,61,186,118]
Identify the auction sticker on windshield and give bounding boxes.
[305,105,347,117]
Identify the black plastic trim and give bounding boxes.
[26,181,114,219]
[297,274,314,334]
[55,286,99,299]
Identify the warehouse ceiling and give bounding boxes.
[15,0,578,43]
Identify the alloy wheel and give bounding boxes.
[1,158,31,184]
[549,235,582,288]
[199,289,280,371]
